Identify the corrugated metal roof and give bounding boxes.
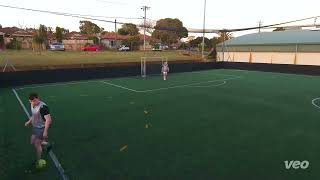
[217,30,320,46]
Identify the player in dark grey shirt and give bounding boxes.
[25,93,52,165]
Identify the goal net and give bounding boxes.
[141,56,168,77]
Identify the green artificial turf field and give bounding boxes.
[1,69,320,180]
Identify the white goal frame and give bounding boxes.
[141,56,168,77]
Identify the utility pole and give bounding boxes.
[258,20,263,33]
[115,19,117,48]
[141,6,150,51]
[222,31,225,61]
[202,0,207,60]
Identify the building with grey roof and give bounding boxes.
[216,30,320,65]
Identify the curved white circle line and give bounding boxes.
[312,97,320,109]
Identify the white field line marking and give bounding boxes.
[14,71,242,91]
[312,97,320,109]
[15,80,98,90]
[12,89,69,180]
[101,76,240,93]
[189,71,242,78]
[100,81,139,92]
[139,77,239,93]
[187,80,227,88]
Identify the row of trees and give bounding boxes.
[3,18,231,51]
[114,18,232,49]
[188,32,233,50]
[78,19,189,46]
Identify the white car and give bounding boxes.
[49,43,65,51]
[118,46,130,51]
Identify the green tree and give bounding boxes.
[88,36,99,44]
[33,24,48,53]
[0,36,4,49]
[6,37,21,50]
[61,28,69,34]
[55,26,64,43]
[33,34,45,53]
[79,20,103,35]
[118,23,139,36]
[189,37,210,48]
[47,27,53,34]
[273,27,285,31]
[152,18,188,45]
[217,31,233,43]
[38,24,48,45]
[210,37,220,48]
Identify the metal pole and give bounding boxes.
[142,6,150,52]
[258,21,262,33]
[144,8,146,51]
[294,44,298,64]
[202,0,207,59]
[115,19,117,48]
[222,32,225,61]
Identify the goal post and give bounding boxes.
[141,56,168,77]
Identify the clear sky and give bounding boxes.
[0,0,319,37]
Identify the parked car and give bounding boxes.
[152,43,168,51]
[162,45,169,50]
[81,44,102,51]
[152,43,162,51]
[49,43,65,51]
[118,45,130,51]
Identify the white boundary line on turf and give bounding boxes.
[189,71,242,78]
[312,97,320,109]
[15,80,98,90]
[100,76,241,93]
[100,81,140,92]
[14,72,242,91]
[12,88,69,180]
[187,80,227,88]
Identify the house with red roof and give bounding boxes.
[100,32,152,50]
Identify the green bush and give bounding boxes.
[6,38,21,50]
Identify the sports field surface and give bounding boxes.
[1,69,320,180]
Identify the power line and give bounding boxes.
[1,4,319,34]
[223,16,320,32]
[0,4,140,23]
[64,13,143,20]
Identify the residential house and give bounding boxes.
[63,31,93,51]
[100,32,128,49]
[138,34,152,50]
[100,32,152,50]
[0,27,34,49]
[11,30,34,49]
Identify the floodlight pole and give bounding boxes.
[142,6,150,52]
[222,32,225,61]
[202,0,207,60]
